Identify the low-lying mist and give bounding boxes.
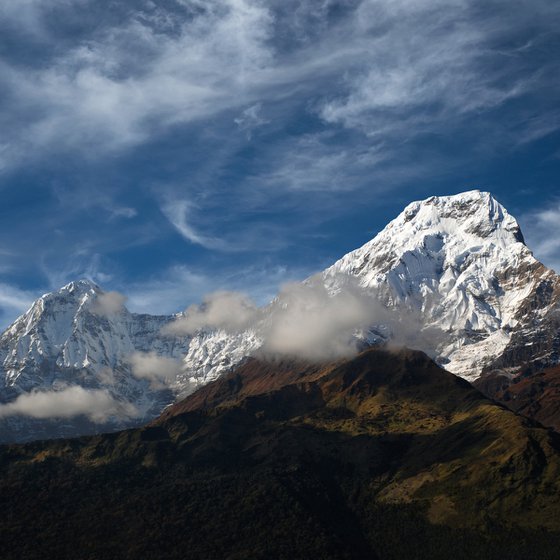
[164,274,440,362]
[0,385,138,422]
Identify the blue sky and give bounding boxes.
[0,0,559,327]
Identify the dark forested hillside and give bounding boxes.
[2,348,560,559]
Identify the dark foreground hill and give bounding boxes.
[2,347,560,560]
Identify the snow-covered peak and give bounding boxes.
[58,278,101,295]
[41,278,102,313]
[323,190,556,378]
[2,279,104,343]
[175,190,558,384]
[47,278,98,300]
[1,189,559,443]
[398,189,523,241]
[327,190,530,283]
[0,279,192,442]
[333,190,526,278]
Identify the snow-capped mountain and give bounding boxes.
[0,280,191,441]
[179,190,560,382]
[2,190,559,442]
[323,190,560,379]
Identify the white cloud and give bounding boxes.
[164,291,259,335]
[110,207,137,220]
[0,385,138,422]
[256,133,388,192]
[97,367,116,386]
[125,262,313,317]
[1,0,555,172]
[39,252,114,295]
[92,290,127,316]
[0,0,556,286]
[261,279,386,360]
[163,275,390,361]
[318,0,534,137]
[0,0,87,36]
[0,283,38,330]
[234,103,269,138]
[0,283,34,314]
[129,351,183,389]
[160,199,226,250]
[126,266,217,315]
[0,0,275,168]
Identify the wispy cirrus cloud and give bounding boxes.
[234,103,269,139]
[125,261,315,316]
[0,0,88,35]
[317,0,557,147]
[0,0,557,172]
[0,0,274,170]
[160,199,227,250]
[0,0,558,327]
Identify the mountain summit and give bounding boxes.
[180,190,559,383]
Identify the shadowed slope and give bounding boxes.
[476,364,560,432]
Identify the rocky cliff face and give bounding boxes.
[474,364,560,432]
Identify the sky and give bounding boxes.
[0,0,559,328]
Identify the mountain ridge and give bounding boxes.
[2,347,560,559]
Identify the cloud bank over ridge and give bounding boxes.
[165,276,393,361]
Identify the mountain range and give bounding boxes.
[2,189,560,558]
[1,189,559,442]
